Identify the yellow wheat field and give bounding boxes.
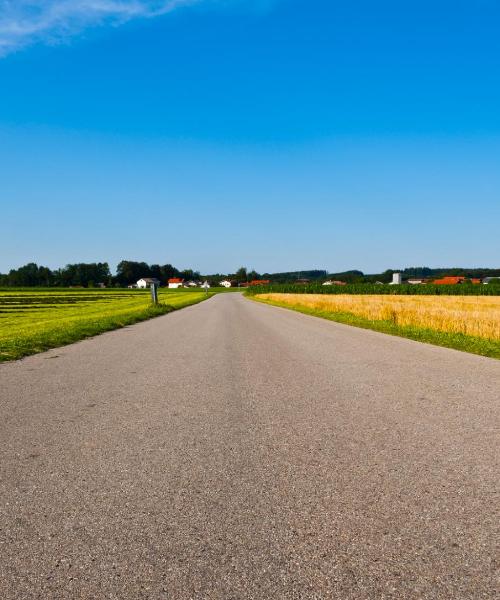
[257,293,500,340]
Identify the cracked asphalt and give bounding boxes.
[1,292,499,599]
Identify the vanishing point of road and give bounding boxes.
[1,293,499,599]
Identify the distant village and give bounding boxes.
[130,273,500,289]
[1,262,499,288]
[130,278,272,289]
[375,273,499,286]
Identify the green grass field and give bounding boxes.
[0,288,211,361]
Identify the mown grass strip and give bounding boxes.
[0,290,211,362]
[251,296,500,359]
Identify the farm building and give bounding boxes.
[250,280,271,286]
[219,280,232,288]
[323,280,347,286]
[433,276,480,285]
[483,277,500,284]
[168,278,184,289]
[137,278,160,288]
[183,280,200,288]
[389,273,402,285]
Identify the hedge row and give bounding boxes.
[245,283,500,296]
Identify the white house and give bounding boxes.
[137,278,160,288]
[323,280,346,286]
[168,278,184,289]
[219,280,232,288]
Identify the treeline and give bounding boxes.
[0,262,112,287]
[0,261,199,288]
[114,261,200,286]
[2,262,500,288]
[356,267,500,284]
[260,267,500,284]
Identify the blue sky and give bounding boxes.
[1,0,499,274]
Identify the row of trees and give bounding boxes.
[256,267,500,284]
[0,262,112,287]
[114,261,201,286]
[343,267,500,284]
[0,262,268,288]
[2,262,499,288]
[0,261,200,288]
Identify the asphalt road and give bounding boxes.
[1,293,499,600]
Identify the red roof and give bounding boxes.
[250,280,270,286]
[433,276,481,285]
[433,276,465,285]
[168,278,184,283]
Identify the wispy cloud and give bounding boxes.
[0,0,203,56]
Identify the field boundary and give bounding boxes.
[250,295,500,359]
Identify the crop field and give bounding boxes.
[255,293,500,358]
[0,288,209,361]
[246,282,500,296]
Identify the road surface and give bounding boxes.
[1,293,499,599]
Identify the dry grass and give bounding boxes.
[257,293,500,341]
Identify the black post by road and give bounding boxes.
[150,282,158,305]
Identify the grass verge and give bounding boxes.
[251,296,500,359]
[0,291,211,362]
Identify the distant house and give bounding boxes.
[183,280,200,288]
[137,278,160,288]
[219,280,232,288]
[433,276,465,285]
[249,280,271,286]
[483,277,500,284]
[323,280,346,286]
[168,278,184,289]
[296,278,310,285]
[407,278,427,285]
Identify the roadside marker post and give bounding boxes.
[150,282,159,305]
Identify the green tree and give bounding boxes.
[235,267,248,282]
[115,261,151,286]
[56,263,111,287]
[5,263,55,286]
